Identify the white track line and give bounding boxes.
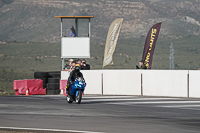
[83,97,178,100]
[82,98,179,103]
[158,104,200,108]
[156,105,200,111]
[83,96,135,99]
[104,101,200,105]
[0,127,104,133]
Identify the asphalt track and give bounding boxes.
[0,95,200,133]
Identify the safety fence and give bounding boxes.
[61,70,200,98]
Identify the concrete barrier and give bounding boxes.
[189,70,200,98]
[61,69,200,98]
[142,70,188,97]
[61,70,103,95]
[81,70,103,95]
[103,70,142,95]
[61,71,70,80]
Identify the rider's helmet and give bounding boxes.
[74,64,80,73]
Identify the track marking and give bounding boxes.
[82,98,179,103]
[83,96,179,100]
[83,96,135,99]
[104,101,200,105]
[156,104,200,110]
[0,127,104,133]
[158,104,200,108]
[103,100,200,110]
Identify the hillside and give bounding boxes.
[0,35,200,95]
[0,0,200,95]
[0,0,200,42]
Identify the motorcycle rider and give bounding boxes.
[66,64,85,95]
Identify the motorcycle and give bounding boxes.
[66,77,86,104]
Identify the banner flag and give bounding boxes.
[142,22,162,69]
[103,18,123,67]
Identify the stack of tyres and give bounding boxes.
[34,71,61,95]
[34,72,48,89]
[46,71,61,95]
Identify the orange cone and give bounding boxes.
[26,89,29,95]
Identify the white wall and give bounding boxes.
[80,70,103,95]
[142,70,188,97]
[61,70,103,95]
[103,70,141,95]
[61,71,70,80]
[61,69,200,98]
[189,70,200,98]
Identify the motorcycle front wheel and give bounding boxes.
[75,91,82,104]
[67,95,73,103]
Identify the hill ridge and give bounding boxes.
[0,0,200,42]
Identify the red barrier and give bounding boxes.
[13,80,25,95]
[25,79,46,95]
[60,80,68,96]
[15,90,20,95]
[13,79,46,95]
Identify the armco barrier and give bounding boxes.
[189,70,200,98]
[103,70,141,95]
[142,70,188,97]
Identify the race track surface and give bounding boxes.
[0,95,200,133]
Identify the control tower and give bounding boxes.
[55,16,94,69]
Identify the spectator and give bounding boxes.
[69,61,76,72]
[69,59,74,66]
[77,59,82,66]
[136,60,147,69]
[63,59,74,71]
[69,26,76,37]
[63,65,71,71]
[81,59,90,70]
